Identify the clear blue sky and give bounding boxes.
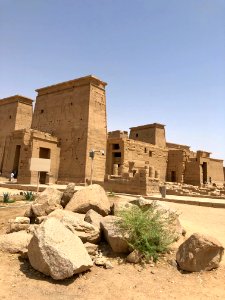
[1,0,225,162]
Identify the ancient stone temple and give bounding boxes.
[0,76,107,185]
[0,75,224,192]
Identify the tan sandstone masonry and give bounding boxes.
[2,129,60,184]
[32,75,107,183]
[107,130,168,182]
[0,95,33,172]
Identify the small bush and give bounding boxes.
[116,202,177,262]
[24,191,35,201]
[2,192,15,203]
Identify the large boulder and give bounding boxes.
[65,184,110,216]
[84,209,103,229]
[31,187,63,217]
[0,230,33,254]
[176,233,224,272]
[100,216,129,253]
[61,183,76,208]
[28,218,93,280]
[48,209,100,244]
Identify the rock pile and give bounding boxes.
[0,184,224,280]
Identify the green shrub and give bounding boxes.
[116,202,177,262]
[2,192,15,203]
[24,191,35,201]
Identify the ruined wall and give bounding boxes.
[107,137,168,182]
[123,139,168,181]
[32,76,107,183]
[104,169,159,195]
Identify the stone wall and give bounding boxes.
[0,96,33,171]
[167,149,186,183]
[32,76,107,183]
[2,129,60,184]
[129,123,166,148]
[106,136,168,182]
[104,169,160,195]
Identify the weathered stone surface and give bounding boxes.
[84,209,103,229]
[13,217,30,224]
[24,205,34,218]
[6,223,30,234]
[0,231,32,254]
[28,218,93,280]
[35,216,47,224]
[7,216,31,233]
[126,250,142,264]
[65,184,110,216]
[31,187,63,217]
[61,183,76,208]
[130,196,153,208]
[176,233,224,272]
[48,209,100,244]
[112,201,135,216]
[94,257,113,269]
[84,242,98,256]
[100,216,129,253]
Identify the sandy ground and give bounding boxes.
[0,190,225,299]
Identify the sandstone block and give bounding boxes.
[100,216,129,253]
[84,209,103,229]
[0,231,33,254]
[176,233,224,272]
[31,187,63,217]
[28,218,93,280]
[61,183,76,208]
[48,209,100,244]
[65,184,110,216]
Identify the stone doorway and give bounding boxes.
[13,145,21,178]
[39,147,50,184]
[202,162,207,183]
[171,170,176,182]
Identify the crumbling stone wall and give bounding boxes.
[104,169,160,195]
[107,134,168,182]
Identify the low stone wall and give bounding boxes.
[103,170,160,196]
